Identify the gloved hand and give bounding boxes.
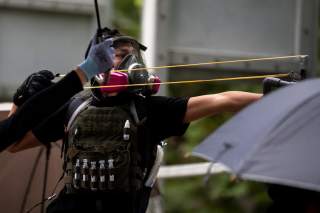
[79,33,114,80]
[13,70,55,106]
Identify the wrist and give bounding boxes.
[75,67,88,85]
[78,57,100,79]
[8,104,18,117]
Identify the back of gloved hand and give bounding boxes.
[79,33,115,80]
[13,70,55,106]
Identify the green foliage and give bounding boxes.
[112,0,142,38]
[163,175,270,213]
[163,80,271,213]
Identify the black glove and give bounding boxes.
[13,70,55,106]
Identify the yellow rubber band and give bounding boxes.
[56,54,307,77]
[115,55,307,73]
[84,73,290,89]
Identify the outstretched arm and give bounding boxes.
[184,91,262,122]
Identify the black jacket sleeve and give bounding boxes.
[32,103,69,144]
[0,71,83,151]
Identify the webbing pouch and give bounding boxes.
[64,102,143,193]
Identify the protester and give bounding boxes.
[7,29,261,213]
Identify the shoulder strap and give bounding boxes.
[62,94,91,162]
[64,90,92,127]
[130,100,140,124]
[130,96,148,126]
[66,97,92,131]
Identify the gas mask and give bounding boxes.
[91,35,160,100]
[116,53,161,96]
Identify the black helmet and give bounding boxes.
[85,28,146,59]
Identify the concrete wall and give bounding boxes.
[0,0,112,101]
[142,0,318,83]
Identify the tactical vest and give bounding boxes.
[63,94,147,194]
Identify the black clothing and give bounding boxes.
[32,103,69,144]
[33,94,189,145]
[43,93,190,213]
[267,184,320,213]
[13,70,55,106]
[47,189,134,213]
[0,71,82,151]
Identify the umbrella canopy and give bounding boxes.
[192,78,320,192]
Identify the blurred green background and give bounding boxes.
[113,1,319,212]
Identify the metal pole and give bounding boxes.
[94,0,102,32]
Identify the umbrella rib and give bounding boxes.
[20,147,44,213]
